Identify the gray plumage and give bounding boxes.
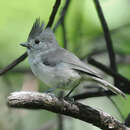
[20,19,125,98]
[28,18,44,40]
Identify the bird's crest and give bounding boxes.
[28,18,44,40]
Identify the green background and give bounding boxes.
[0,0,130,129]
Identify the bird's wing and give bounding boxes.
[41,47,126,98]
[41,47,101,78]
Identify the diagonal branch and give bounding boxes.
[53,0,70,49]
[61,22,67,49]
[53,0,70,32]
[0,52,28,75]
[46,0,61,28]
[7,91,129,130]
[0,0,61,76]
[93,0,120,88]
[93,0,117,72]
[73,90,114,100]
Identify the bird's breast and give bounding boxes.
[28,57,81,89]
[28,56,55,86]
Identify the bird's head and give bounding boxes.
[20,18,58,54]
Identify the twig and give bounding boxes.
[58,0,70,49]
[86,49,107,58]
[9,68,31,73]
[93,0,119,88]
[7,91,129,130]
[62,22,67,49]
[0,0,61,76]
[46,0,61,28]
[72,85,130,100]
[57,114,64,130]
[57,91,64,130]
[0,52,28,75]
[73,90,114,100]
[92,23,130,45]
[72,83,130,100]
[93,0,117,72]
[83,49,130,65]
[53,0,70,32]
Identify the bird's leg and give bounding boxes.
[65,85,78,98]
[64,77,83,99]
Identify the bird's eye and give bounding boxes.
[35,39,40,44]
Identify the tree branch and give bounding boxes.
[46,0,61,28]
[53,0,70,49]
[73,90,114,100]
[93,0,117,72]
[82,49,130,65]
[61,22,67,49]
[57,113,64,130]
[53,0,70,32]
[0,52,28,75]
[93,0,119,87]
[7,91,129,130]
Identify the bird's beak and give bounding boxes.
[20,42,31,49]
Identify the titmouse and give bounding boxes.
[20,19,125,98]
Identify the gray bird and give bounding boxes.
[20,19,125,98]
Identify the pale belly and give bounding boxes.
[29,58,81,90]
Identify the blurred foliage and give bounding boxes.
[0,0,130,130]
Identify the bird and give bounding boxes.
[20,18,125,98]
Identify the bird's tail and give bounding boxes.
[91,76,126,98]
